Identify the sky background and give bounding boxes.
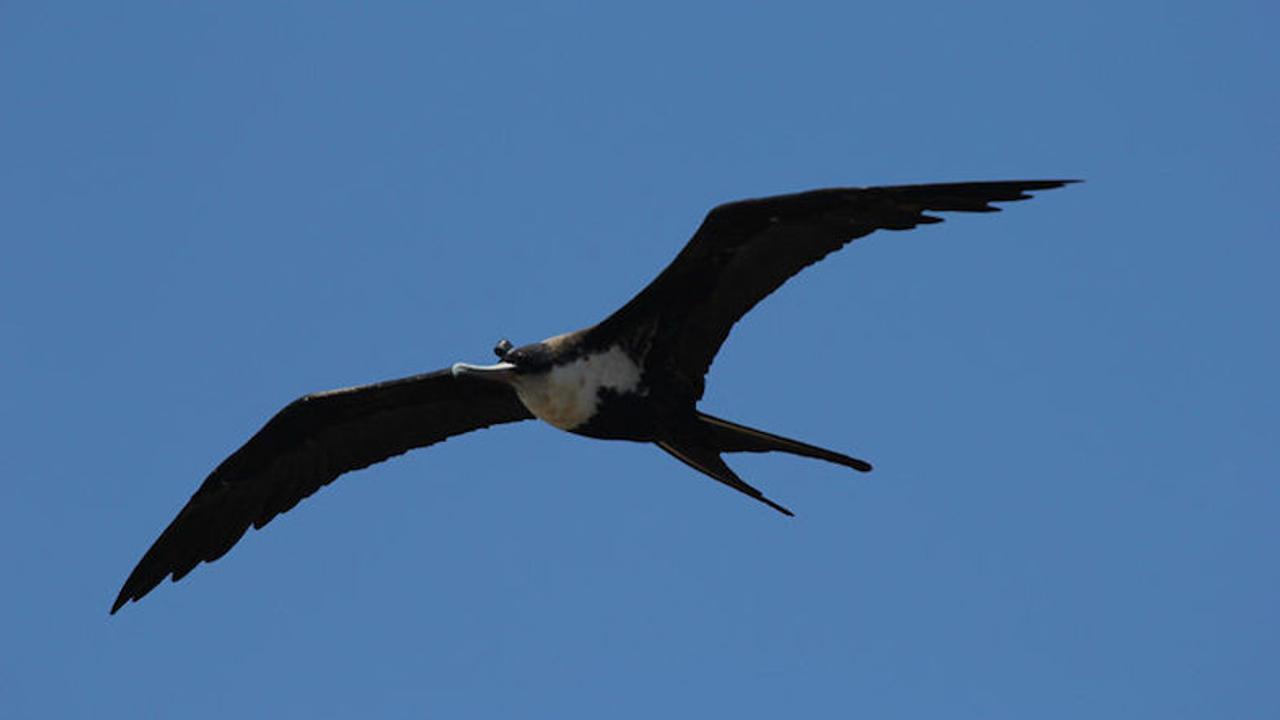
[2,2,1276,717]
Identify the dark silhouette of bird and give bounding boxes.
[112,179,1077,613]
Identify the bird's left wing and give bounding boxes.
[593,180,1076,399]
[111,369,533,613]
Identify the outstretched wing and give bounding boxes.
[112,369,533,613]
[594,180,1077,398]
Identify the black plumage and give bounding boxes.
[111,372,532,612]
[112,179,1076,613]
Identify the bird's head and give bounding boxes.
[452,339,553,381]
[498,339,555,373]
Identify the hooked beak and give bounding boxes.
[451,361,518,383]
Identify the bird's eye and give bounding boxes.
[493,339,514,359]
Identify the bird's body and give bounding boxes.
[505,334,647,436]
[112,179,1077,613]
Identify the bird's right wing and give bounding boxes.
[112,369,533,613]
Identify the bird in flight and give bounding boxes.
[112,179,1076,613]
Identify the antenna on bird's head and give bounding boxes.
[493,339,514,360]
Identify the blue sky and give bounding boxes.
[2,2,1275,717]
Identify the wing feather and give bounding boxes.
[594,180,1077,398]
[111,369,532,612]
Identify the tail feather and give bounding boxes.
[696,412,872,472]
[655,440,793,516]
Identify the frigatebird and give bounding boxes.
[111,179,1075,613]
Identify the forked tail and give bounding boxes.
[696,411,872,472]
[655,439,794,516]
[653,412,871,516]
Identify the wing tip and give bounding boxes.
[1016,178,1083,193]
[110,578,153,614]
[1017,178,1082,187]
[109,573,158,615]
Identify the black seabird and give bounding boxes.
[111,179,1076,613]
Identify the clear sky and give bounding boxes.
[2,2,1275,717]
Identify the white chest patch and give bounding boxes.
[511,346,643,430]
